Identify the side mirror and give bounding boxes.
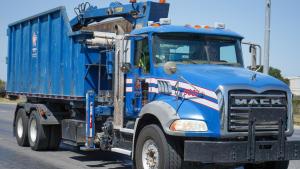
[242,42,262,71]
[164,62,177,75]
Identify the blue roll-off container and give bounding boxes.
[6,7,102,100]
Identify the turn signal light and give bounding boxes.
[151,23,160,27]
[194,25,201,29]
[204,25,210,29]
[159,0,166,3]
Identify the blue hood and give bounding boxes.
[163,64,289,92]
[151,64,290,138]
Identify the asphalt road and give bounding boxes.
[0,103,299,169]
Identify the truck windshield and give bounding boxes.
[153,33,243,67]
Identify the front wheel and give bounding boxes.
[135,124,182,169]
[244,161,289,169]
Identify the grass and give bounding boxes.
[293,98,300,126]
[294,99,300,113]
[295,114,300,126]
[0,97,22,105]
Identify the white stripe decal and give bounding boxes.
[170,90,219,111]
[154,78,217,100]
[145,78,219,111]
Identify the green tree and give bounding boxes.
[0,79,5,97]
[0,79,5,89]
[254,66,289,84]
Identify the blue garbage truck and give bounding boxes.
[6,1,300,168]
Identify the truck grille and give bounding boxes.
[228,90,287,132]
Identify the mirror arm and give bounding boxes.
[242,42,262,71]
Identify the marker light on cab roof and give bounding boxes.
[194,25,201,29]
[204,25,210,29]
[151,23,160,27]
[214,22,225,29]
[159,18,171,25]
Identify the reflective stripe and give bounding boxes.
[126,87,133,92]
[146,78,158,84]
[148,87,159,93]
[89,103,93,137]
[126,78,133,84]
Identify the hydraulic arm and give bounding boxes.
[70,1,170,31]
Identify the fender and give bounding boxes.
[14,103,62,126]
[131,101,180,160]
[138,101,180,136]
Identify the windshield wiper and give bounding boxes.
[182,58,198,64]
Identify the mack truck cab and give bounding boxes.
[7,1,300,169]
[126,23,294,169]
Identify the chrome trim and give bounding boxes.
[229,91,287,132]
[230,107,287,110]
[230,125,279,131]
[230,94,286,97]
[111,148,132,156]
[217,85,293,138]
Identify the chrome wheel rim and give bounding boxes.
[142,139,159,169]
[17,117,23,138]
[29,118,37,143]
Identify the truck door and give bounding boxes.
[125,37,150,118]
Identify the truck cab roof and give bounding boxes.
[131,25,244,39]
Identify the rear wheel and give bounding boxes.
[15,108,29,146]
[244,161,289,169]
[28,111,50,151]
[135,124,182,169]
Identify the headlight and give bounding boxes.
[169,120,208,132]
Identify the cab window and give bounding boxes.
[134,38,150,73]
[153,33,243,67]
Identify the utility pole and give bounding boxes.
[263,0,271,74]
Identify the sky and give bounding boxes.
[0,0,299,81]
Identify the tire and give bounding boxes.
[47,126,61,150]
[15,108,29,146]
[244,161,289,169]
[135,124,182,169]
[28,110,50,151]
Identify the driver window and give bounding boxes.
[134,38,150,73]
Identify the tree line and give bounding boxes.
[252,66,290,84]
[0,79,5,97]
